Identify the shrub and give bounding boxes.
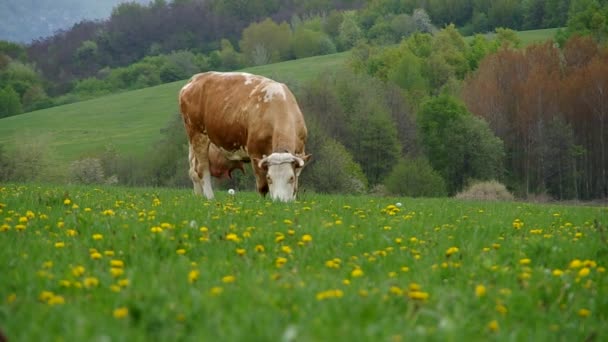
[384,157,447,197]
[455,180,514,201]
[300,136,368,194]
[70,158,105,184]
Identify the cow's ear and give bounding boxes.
[294,154,312,176]
[254,157,269,171]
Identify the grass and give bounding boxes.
[0,27,556,167]
[1,183,606,340]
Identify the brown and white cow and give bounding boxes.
[179,71,311,202]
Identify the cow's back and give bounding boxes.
[179,72,307,156]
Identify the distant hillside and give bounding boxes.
[0,0,150,43]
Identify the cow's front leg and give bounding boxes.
[190,133,214,199]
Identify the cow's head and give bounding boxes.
[254,152,311,202]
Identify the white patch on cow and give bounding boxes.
[262,82,286,102]
[214,71,257,85]
[202,169,214,199]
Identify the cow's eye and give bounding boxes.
[288,176,295,184]
[266,174,272,184]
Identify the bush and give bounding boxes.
[455,180,514,201]
[300,136,368,194]
[383,157,447,197]
[70,158,105,184]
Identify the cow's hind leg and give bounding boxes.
[188,143,204,195]
[189,133,214,199]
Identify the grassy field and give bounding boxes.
[0,28,558,169]
[0,183,606,340]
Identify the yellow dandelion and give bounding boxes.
[92,233,103,240]
[118,279,130,287]
[226,233,240,242]
[83,277,99,288]
[519,258,531,265]
[488,320,499,332]
[54,242,65,248]
[275,257,288,268]
[578,308,591,318]
[110,260,124,268]
[47,295,65,305]
[475,284,487,297]
[255,244,265,253]
[569,259,583,269]
[445,246,459,257]
[63,199,71,205]
[222,275,236,283]
[408,291,429,301]
[90,251,102,260]
[66,229,77,236]
[150,226,163,233]
[351,268,364,277]
[110,267,124,278]
[210,286,223,296]
[72,265,85,277]
[188,270,200,283]
[389,286,403,296]
[281,245,293,254]
[113,307,129,319]
[496,304,508,315]
[301,234,313,243]
[578,267,590,277]
[552,269,563,276]
[176,249,186,255]
[236,248,246,256]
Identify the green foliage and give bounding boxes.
[383,157,447,197]
[300,133,368,194]
[292,28,336,59]
[240,19,292,65]
[563,0,608,43]
[0,86,22,118]
[418,95,505,194]
[338,11,364,50]
[5,135,62,182]
[0,40,27,61]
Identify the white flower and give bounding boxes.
[228,189,235,195]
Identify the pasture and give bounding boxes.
[1,184,606,340]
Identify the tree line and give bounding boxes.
[3,0,604,118]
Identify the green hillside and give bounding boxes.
[0,28,555,167]
[0,52,350,164]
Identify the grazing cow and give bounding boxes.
[179,71,311,202]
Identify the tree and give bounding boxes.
[292,28,336,58]
[338,11,364,50]
[239,18,292,65]
[418,95,505,194]
[384,157,447,197]
[0,86,22,118]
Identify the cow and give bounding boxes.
[179,71,311,202]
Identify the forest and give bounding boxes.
[1,0,607,201]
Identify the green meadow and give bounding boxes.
[1,184,606,340]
